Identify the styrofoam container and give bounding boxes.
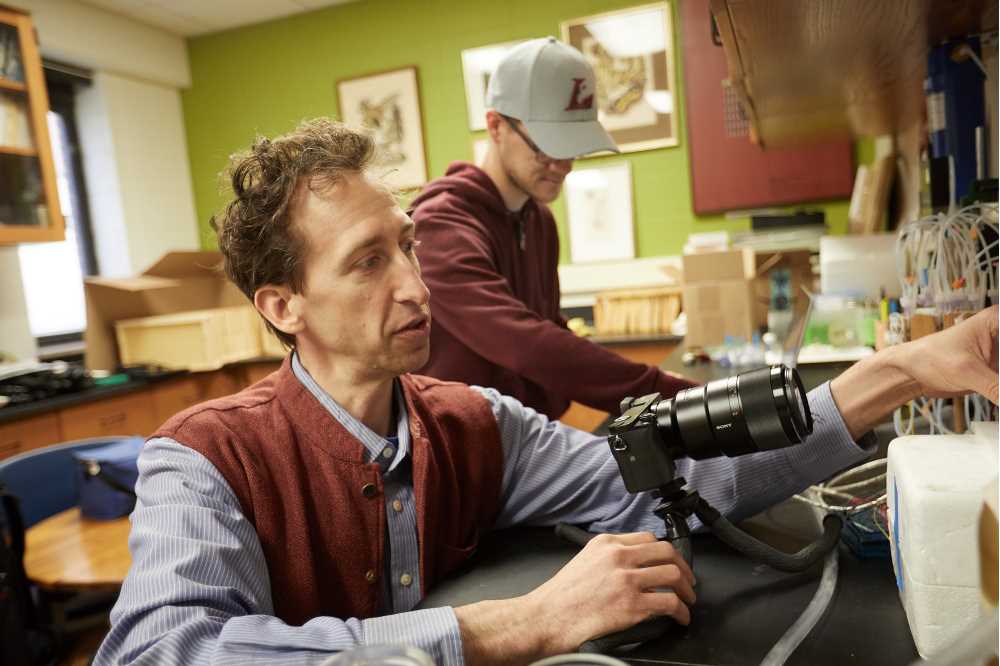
[886,421,999,657]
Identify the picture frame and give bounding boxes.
[564,162,635,264]
[337,66,428,190]
[460,39,531,131]
[561,2,679,153]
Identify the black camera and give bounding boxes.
[608,365,813,494]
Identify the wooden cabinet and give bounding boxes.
[58,392,158,441]
[150,377,203,425]
[0,363,284,460]
[0,6,64,244]
[558,340,680,432]
[0,412,61,459]
[242,361,281,385]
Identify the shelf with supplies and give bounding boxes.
[0,6,64,245]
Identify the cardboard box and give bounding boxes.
[752,249,815,328]
[682,279,757,348]
[84,251,250,371]
[682,248,755,283]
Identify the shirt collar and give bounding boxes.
[291,352,410,470]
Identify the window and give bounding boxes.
[16,64,96,342]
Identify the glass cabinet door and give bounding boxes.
[0,8,64,244]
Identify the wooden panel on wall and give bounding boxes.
[0,413,62,460]
[680,0,854,214]
[59,392,158,441]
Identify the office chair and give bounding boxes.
[0,436,144,529]
[0,436,145,648]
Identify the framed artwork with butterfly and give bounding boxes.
[337,66,428,190]
[561,2,679,153]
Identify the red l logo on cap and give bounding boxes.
[565,78,594,111]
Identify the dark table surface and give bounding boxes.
[419,525,916,666]
[419,347,917,665]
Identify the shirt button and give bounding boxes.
[392,499,403,513]
[399,573,413,587]
[362,483,377,498]
[365,569,376,584]
[382,447,395,459]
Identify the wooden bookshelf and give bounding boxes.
[0,6,64,244]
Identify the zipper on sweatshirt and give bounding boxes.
[514,216,526,251]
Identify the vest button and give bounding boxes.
[392,499,404,513]
[399,573,413,587]
[362,483,378,498]
[365,569,376,584]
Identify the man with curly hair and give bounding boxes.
[95,117,998,666]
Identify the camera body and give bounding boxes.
[608,365,813,494]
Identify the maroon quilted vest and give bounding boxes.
[152,357,504,625]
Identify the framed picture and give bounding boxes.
[460,39,530,131]
[564,162,635,263]
[561,2,679,153]
[337,66,428,190]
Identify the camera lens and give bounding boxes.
[655,365,813,460]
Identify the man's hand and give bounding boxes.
[831,305,999,439]
[897,305,999,403]
[454,532,695,665]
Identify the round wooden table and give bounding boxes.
[24,507,131,589]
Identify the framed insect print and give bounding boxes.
[337,66,428,189]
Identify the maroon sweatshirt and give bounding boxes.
[410,162,695,420]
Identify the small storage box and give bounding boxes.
[115,306,261,371]
[593,287,682,337]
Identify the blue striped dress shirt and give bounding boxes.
[94,356,870,665]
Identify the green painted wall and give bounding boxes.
[183,0,859,261]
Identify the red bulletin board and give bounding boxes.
[680,0,855,215]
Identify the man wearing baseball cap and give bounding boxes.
[411,37,695,422]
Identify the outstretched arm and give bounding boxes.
[831,305,998,439]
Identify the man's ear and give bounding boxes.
[484,110,504,143]
[254,285,305,338]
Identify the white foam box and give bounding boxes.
[886,421,999,658]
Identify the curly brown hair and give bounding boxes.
[211,118,375,348]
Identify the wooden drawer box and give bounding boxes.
[58,392,158,441]
[0,413,62,460]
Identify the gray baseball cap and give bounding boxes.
[486,37,619,160]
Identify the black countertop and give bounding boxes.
[0,370,187,425]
